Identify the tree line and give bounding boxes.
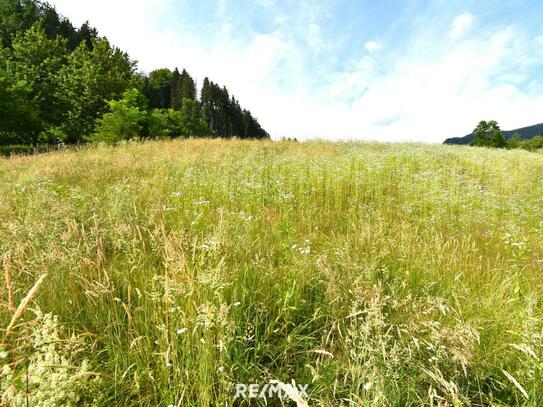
[0,0,269,153]
[470,121,543,151]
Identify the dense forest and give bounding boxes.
[0,0,269,152]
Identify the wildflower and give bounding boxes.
[193,198,209,206]
[176,328,187,335]
[215,339,225,352]
[299,246,311,255]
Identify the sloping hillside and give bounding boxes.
[1,140,543,405]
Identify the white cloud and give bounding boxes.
[275,26,542,142]
[450,12,475,40]
[365,41,382,53]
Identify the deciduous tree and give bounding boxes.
[93,89,147,144]
[470,120,506,148]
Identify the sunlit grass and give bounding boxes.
[1,139,542,406]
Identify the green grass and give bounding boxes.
[1,139,542,406]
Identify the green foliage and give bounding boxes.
[37,126,68,144]
[521,135,543,151]
[170,68,182,111]
[93,89,147,144]
[201,78,268,138]
[148,101,210,138]
[171,68,197,111]
[148,109,186,138]
[148,109,172,138]
[507,133,522,149]
[59,38,135,142]
[0,0,40,47]
[179,69,196,103]
[0,63,39,143]
[5,22,68,142]
[0,0,96,50]
[470,120,507,148]
[506,134,543,151]
[0,144,34,155]
[145,68,173,109]
[178,98,210,136]
[0,1,268,147]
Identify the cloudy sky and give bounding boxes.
[48,0,543,142]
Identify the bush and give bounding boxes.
[39,127,68,144]
[148,109,171,138]
[507,134,522,149]
[148,101,211,139]
[148,109,183,138]
[93,89,148,144]
[521,135,543,151]
[0,144,35,156]
[507,134,543,151]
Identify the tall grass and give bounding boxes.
[1,139,542,406]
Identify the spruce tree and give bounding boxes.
[179,69,196,103]
[171,68,181,111]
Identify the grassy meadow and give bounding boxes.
[1,139,543,406]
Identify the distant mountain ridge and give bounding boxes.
[444,123,543,145]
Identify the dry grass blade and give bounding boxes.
[3,257,15,313]
[502,370,529,400]
[3,273,48,341]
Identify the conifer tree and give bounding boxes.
[179,69,196,103]
[145,68,173,109]
[171,68,181,111]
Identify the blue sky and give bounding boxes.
[49,0,543,142]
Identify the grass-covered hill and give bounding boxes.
[1,140,543,406]
[444,122,543,145]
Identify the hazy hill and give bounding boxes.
[444,122,543,145]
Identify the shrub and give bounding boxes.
[507,133,522,149]
[93,89,148,144]
[521,135,543,151]
[148,101,211,139]
[0,144,34,156]
[148,109,172,138]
